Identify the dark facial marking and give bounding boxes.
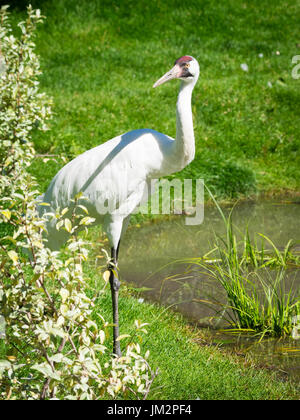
[181,68,193,78]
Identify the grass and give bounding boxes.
[84,263,300,399]
[8,0,300,198]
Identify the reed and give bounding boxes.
[195,188,300,337]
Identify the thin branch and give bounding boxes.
[143,365,159,401]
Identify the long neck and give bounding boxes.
[173,81,195,169]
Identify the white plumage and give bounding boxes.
[40,129,176,249]
[39,55,200,356]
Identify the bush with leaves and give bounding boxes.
[0,5,154,400]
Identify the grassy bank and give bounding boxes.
[9,0,300,198]
[98,283,300,398]
[85,260,300,399]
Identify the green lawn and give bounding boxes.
[10,0,300,198]
[98,285,300,399]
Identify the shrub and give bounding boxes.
[0,5,154,400]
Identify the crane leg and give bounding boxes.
[109,245,122,357]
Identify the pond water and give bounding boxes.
[119,199,300,381]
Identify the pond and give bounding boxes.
[119,198,300,381]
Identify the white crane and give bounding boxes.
[38,55,200,356]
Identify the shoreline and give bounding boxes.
[128,188,300,227]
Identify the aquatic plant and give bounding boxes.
[194,189,300,337]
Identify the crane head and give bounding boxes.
[153,55,199,88]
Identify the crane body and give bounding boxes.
[40,128,184,248]
[38,56,200,356]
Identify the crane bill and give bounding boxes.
[153,64,181,88]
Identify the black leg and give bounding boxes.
[116,240,121,260]
[109,244,122,357]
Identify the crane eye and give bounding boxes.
[184,63,190,68]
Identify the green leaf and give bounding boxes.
[0,209,11,220]
[49,354,64,363]
[8,250,18,264]
[59,288,69,303]
[79,216,95,226]
[56,220,64,230]
[77,205,88,214]
[32,364,61,380]
[60,304,69,316]
[0,360,11,373]
[61,207,68,216]
[64,218,72,233]
[116,334,130,342]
